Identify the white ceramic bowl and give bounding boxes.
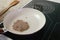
[47,0,60,3]
[3,8,46,35]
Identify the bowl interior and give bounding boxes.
[3,8,46,35]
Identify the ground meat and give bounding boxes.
[13,20,29,32]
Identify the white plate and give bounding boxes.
[47,0,60,3]
[0,34,12,40]
[0,0,32,11]
[3,8,46,35]
[0,0,32,23]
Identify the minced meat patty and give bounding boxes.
[13,20,29,32]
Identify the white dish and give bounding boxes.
[47,0,60,3]
[3,8,46,35]
[0,0,32,23]
[0,34,12,40]
[0,0,32,11]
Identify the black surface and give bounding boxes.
[0,1,60,40]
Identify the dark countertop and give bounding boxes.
[0,1,60,40]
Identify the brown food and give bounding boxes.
[0,28,4,34]
[13,20,29,32]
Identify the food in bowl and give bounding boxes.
[13,20,29,32]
